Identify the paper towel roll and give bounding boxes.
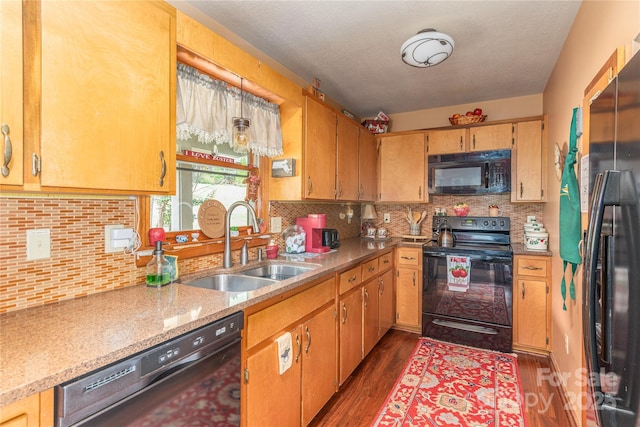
[276,332,293,375]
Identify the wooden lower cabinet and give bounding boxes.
[243,277,337,427]
[378,268,394,337]
[0,389,53,427]
[513,255,551,353]
[339,286,363,385]
[301,305,338,426]
[362,277,380,357]
[246,325,302,426]
[395,247,422,332]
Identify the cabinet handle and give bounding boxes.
[348,275,357,283]
[472,134,476,150]
[522,265,543,270]
[521,282,526,299]
[383,259,390,264]
[359,184,364,200]
[413,271,416,286]
[379,278,385,294]
[342,302,348,324]
[459,136,463,150]
[520,182,524,198]
[31,153,40,177]
[364,288,369,308]
[337,181,343,198]
[295,333,301,363]
[1,124,12,177]
[307,176,313,196]
[305,326,311,353]
[368,266,375,273]
[159,151,166,187]
[418,185,422,199]
[401,256,415,260]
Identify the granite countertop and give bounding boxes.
[0,237,400,406]
[511,242,553,257]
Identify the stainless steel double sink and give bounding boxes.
[184,264,317,292]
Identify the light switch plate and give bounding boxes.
[270,217,282,233]
[27,229,51,260]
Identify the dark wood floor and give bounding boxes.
[309,329,575,427]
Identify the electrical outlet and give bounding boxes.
[383,213,391,223]
[105,224,124,253]
[564,333,570,354]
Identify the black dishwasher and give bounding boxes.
[55,311,243,427]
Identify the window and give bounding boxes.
[149,134,259,237]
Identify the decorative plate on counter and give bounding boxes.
[197,199,226,238]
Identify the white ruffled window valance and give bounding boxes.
[176,63,283,157]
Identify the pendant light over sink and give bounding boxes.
[401,29,454,68]
[232,77,250,152]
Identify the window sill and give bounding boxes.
[134,234,272,268]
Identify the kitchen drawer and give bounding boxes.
[246,276,335,349]
[516,257,548,277]
[339,266,362,295]
[396,247,421,268]
[361,258,378,282]
[378,252,393,273]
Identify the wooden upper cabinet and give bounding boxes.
[27,1,176,194]
[336,115,360,200]
[0,0,24,187]
[426,128,467,154]
[358,129,377,201]
[469,123,513,151]
[378,133,426,202]
[512,119,546,202]
[304,95,337,199]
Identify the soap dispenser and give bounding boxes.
[145,241,173,287]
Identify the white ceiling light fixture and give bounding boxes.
[401,29,454,68]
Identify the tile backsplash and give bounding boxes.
[1,195,542,313]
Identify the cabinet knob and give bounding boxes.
[1,124,12,177]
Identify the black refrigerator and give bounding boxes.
[584,50,640,427]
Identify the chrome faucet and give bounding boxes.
[223,201,260,268]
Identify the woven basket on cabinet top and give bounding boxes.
[449,114,487,126]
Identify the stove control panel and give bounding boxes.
[432,216,510,232]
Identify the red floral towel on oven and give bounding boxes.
[447,255,470,291]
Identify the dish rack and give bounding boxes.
[449,114,487,126]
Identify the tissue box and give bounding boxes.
[362,119,389,134]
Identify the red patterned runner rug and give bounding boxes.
[372,338,527,427]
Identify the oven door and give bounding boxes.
[422,250,513,352]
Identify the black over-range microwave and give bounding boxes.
[428,149,511,195]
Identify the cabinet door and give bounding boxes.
[336,115,359,200]
[363,278,379,357]
[39,1,175,193]
[512,120,545,202]
[358,129,377,201]
[396,267,420,328]
[427,129,467,154]
[304,96,337,200]
[515,279,548,349]
[246,325,302,427]
[378,133,425,202]
[0,0,24,187]
[469,123,513,151]
[301,305,337,426]
[0,389,53,427]
[339,287,363,385]
[378,269,394,338]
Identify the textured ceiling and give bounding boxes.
[170,1,582,118]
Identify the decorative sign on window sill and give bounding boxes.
[183,149,236,164]
[271,158,296,177]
